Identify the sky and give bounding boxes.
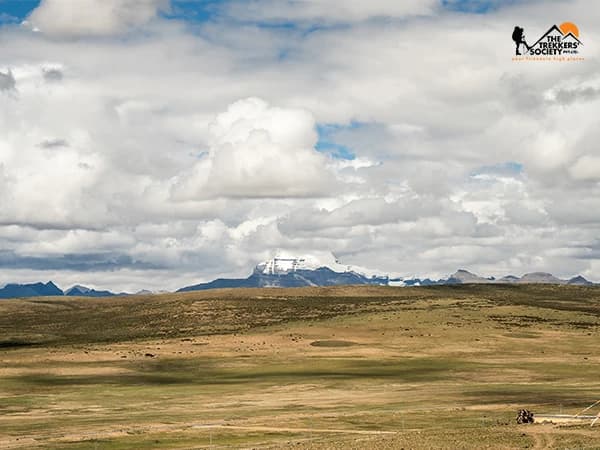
[0,0,599,292]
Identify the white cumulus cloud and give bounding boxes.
[0,0,600,290]
[172,98,335,199]
[569,155,600,181]
[225,0,438,23]
[27,0,170,37]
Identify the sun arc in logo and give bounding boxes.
[559,22,579,38]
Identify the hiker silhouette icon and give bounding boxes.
[512,26,530,55]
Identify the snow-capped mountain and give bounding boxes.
[254,252,393,279]
[178,253,391,292]
[177,252,597,292]
[65,285,117,297]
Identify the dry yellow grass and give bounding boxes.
[1,284,600,448]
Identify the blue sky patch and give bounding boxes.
[163,0,224,22]
[0,0,39,21]
[471,161,524,177]
[316,122,366,160]
[440,0,524,14]
[0,0,227,23]
[315,140,355,160]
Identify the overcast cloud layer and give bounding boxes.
[1,0,599,292]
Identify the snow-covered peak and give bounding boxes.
[254,251,392,279]
[65,284,92,294]
[255,253,340,275]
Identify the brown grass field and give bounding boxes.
[1,284,600,449]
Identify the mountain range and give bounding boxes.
[0,259,596,299]
[177,266,389,292]
[176,257,595,292]
[401,269,594,287]
[0,282,120,299]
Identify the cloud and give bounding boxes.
[0,0,599,290]
[548,85,600,106]
[43,67,63,81]
[0,69,15,91]
[278,197,442,233]
[524,132,572,173]
[0,13,19,25]
[224,0,438,24]
[172,98,335,199]
[38,138,69,148]
[569,155,600,181]
[27,0,170,37]
[0,250,159,271]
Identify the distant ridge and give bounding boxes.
[519,272,563,284]
[401,271,594,287]
[0,281,63,299]
[568,275,594,286]
[0,282,119,300]
[447,269,491,284]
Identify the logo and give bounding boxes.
[512,22,583,61]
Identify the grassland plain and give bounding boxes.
[1,284,600,449]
